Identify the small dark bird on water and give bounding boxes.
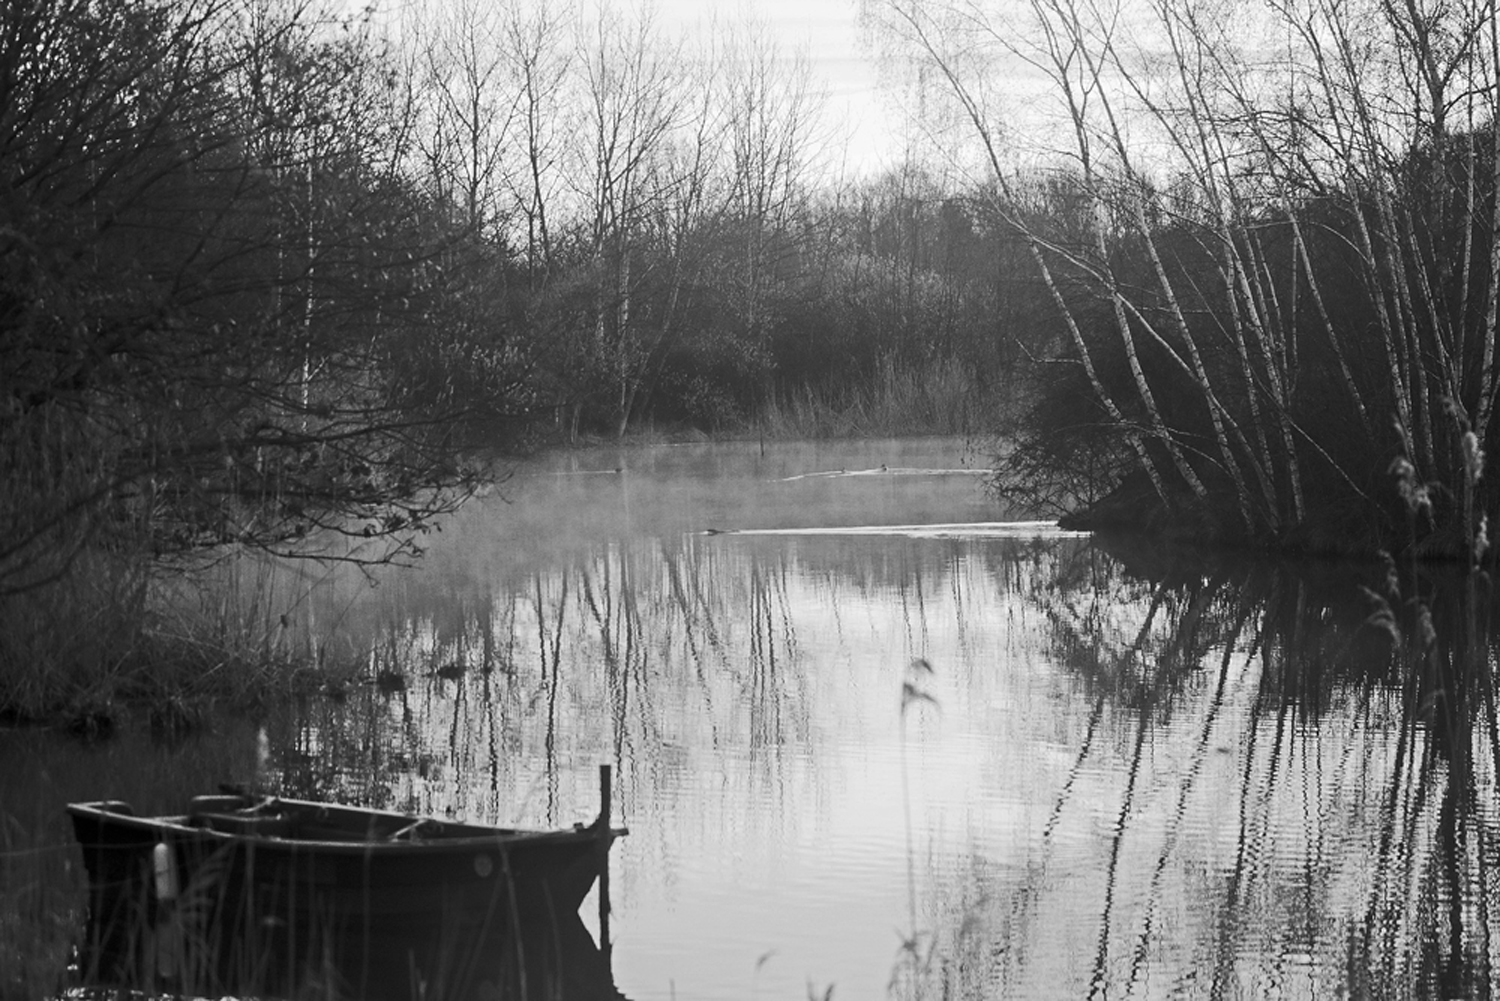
[374,669,406,694]
[65,708,115,743]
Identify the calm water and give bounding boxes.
[17,437,1500,999]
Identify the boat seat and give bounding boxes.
[189,794,250,815]
[191,812,296,837]
[386,818,446,841]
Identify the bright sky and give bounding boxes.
[656,0,902,177]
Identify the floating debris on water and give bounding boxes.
[699,521,1090,539]
[775,467,988,482]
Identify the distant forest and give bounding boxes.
[1,0,1056,596]
[6,0,1500,602]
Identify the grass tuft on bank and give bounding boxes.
[0,554,345,732]
[745,357,1014,442]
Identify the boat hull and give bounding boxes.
[68,796,623,999]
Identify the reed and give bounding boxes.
[0,721,260,1001]
[0,553,151,725]
[749,357,1009,441]
[0,796,77,1001]
[0,550,339,728]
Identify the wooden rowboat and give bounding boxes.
[68,767,626,1000]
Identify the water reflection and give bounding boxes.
[902,537,1500,1000]
[75,905,620,1001]
[235,440,1500,999]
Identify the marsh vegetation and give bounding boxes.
[11,0,1500,994]
[0,0,1021,720]
[12,0,1500,714]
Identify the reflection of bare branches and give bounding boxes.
[1088,695,1150,1000]
[909,540,1500,999]
[1122,612,1249,993]
[748,553,801,753]
[661,540,725,747]
[997,692,1106,979]
[272,528,958,841]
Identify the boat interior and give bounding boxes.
[183,796,514,842]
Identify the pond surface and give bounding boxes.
[17,436,1500,999]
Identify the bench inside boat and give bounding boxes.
[181,795,538,842]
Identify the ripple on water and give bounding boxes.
[65,439,1492,1001]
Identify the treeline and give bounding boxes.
[395,0,1025,437]
[3,0,497,593]
[867,0,1500,560]
[20,0,1494,592]
[2,0,1069,720]
[0,0,1044,598]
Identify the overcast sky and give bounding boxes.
[655,0,902,177]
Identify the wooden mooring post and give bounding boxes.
[598,763,613,964]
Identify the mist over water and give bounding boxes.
[21,437,1500,999]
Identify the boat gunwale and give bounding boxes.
[66,797,626,856]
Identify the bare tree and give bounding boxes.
[717,17,826,405]
[568,0,685,436]
[612,31,730,431]
[500,0,573,285]
[866,0,1500,553]
[0,0,511,596]
[413,0,518,235]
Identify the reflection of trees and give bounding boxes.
[267,534,825,823]
[912,539,1500,999]
[269,528,1087,851]
[248,504,1500,999]
[1359,572,1499,998]
[266,523,1500,999]
[270,528,1101,853]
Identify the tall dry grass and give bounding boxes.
[0,551,340,726]
[750,356,1013,441]
[0,720,262,1001]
